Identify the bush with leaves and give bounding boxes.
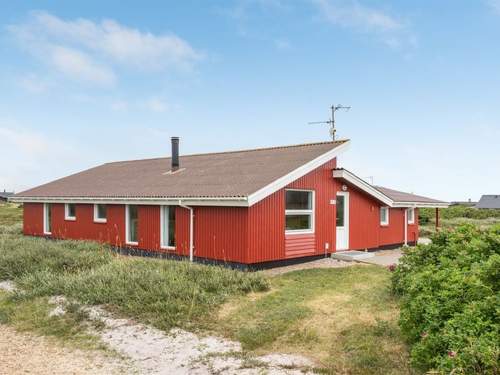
[419,206,500,224]
[392,224,500,374]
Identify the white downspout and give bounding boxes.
[404,208,408,246]
[179,200,194,262]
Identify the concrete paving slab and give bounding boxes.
[331,250,375,262]
[358,248,403,266]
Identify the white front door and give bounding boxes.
[336,192,349,251]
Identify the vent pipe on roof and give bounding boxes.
[171,137,180,171]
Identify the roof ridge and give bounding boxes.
[105,139,350,165]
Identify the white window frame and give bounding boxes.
[64,203,76,221]
[43,203,52,235]
[285,189,315,235]
[380,206,389,226]
[407,207,415,224]
[125,205,138,245]
[93,204,107,223]
[160,206,175,249]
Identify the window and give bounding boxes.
[336,195,345,227]
[94,204,107,223]
[65,203,76,221]
[407,208,415,224]
[285,190,314,233]
[126,205,138,245]
[380,207,389,226]
[160,206,176,248]
[43,203,52,234]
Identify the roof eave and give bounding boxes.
[332,169,450,208]
[332,168,394,206]
[392,201,450,208]
[9,196,250,207]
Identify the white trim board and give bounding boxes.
[10,196,249,207]
[247,141,350,206]
[332,169,450,209]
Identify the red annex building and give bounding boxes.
[12,138,448,266]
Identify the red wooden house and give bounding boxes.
[12,138,448,267]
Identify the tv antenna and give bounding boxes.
[309,104,351,140]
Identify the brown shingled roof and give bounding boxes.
[375,186,446,204]
[15,140,349,200]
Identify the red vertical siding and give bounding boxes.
[175,206,191,257]
[337,184,380,250]
[23,203,44,236]
[247,189,285,262]
[138,205,161,250]
[247,158,337,263]
[38,203,124,246]
[379,208,405,246]
[194,207,248,262]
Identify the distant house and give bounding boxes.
[476,195,500,209]
[0,190,14,202]
[11,138,448,267]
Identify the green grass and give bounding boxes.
[0,203,23,225]
[0,291,102,349]
[215,266,411,375]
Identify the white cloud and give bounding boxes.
[111,100,129,111]
[0,127,53,156]
[8,11,202,86]
[311,0,416,49]
[142,97,169,113]
[487,0,500,14]
[18,74,50,93]
[49,45,115,85]
[0,124,79,192]
[312,0,402,32]
[274,38,292,50]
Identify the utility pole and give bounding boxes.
[309,104,351,140]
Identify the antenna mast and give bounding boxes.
[309,104,351,140]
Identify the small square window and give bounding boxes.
[94,204,107,223]
[65,203,76,220]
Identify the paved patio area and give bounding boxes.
[358,248,403,266]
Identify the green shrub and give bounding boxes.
[420,206,500,223]
[392,224,500,373]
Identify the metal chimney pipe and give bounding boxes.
[171,137,180,171]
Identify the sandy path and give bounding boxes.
[0,325,135,375]
[1,281,316,375]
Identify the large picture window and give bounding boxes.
[160,206,176,248]
[285,190,314,234]
[43,203,52,234]
[126,205,138,245]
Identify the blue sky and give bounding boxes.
[1,0,499,201]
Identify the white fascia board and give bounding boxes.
[9,196,249,207]
[392,202,450,208]
[333,169,394,206]
[247,141,351,207]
